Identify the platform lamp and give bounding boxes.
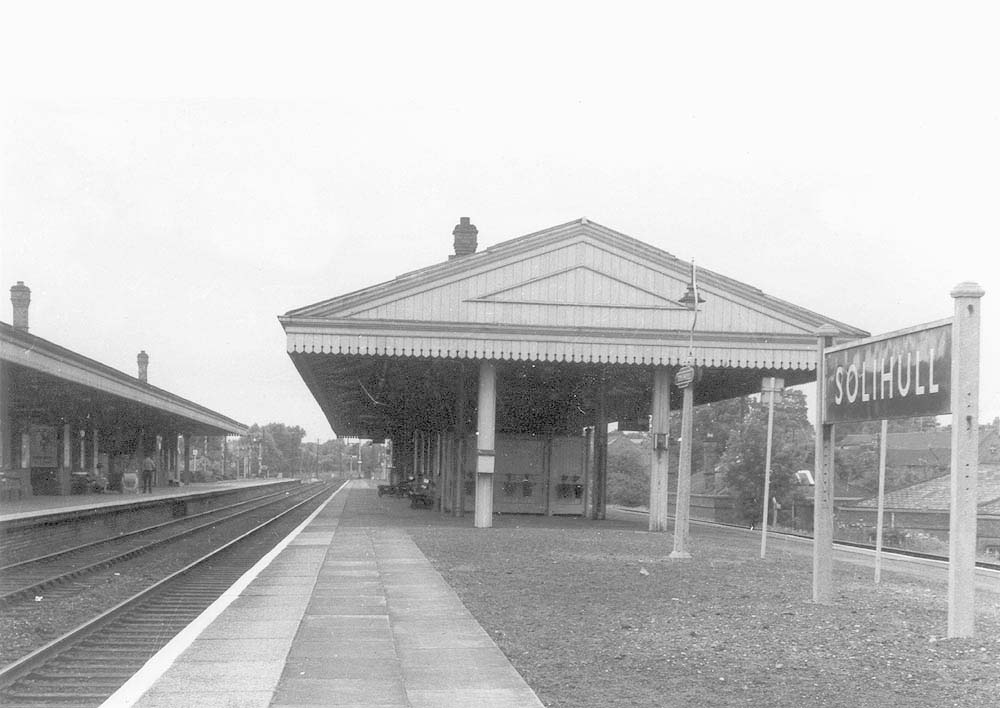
[678,279,706,310]
[678,259,706,356]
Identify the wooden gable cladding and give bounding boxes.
[281,219,868,370]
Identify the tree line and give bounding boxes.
[607,390,940,525]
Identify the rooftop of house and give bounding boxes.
[850,464,1000,512]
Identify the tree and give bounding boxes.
[716,389,814,524]
[607,434,650,507]
[242,423,306,478]
[834,416,941,495]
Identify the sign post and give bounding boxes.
[759,377,784,559]
[874,419,888,584]
[818,282,983,635]
[670,364,695,559]
[814,325,839,604]
[948,282,984,638]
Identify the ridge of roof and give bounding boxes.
[281,218,869,337]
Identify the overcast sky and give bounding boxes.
[1,3,997,440]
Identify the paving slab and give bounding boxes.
[125,481,543,708]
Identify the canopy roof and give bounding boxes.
[281,218,868,437]
[2,322,248,437]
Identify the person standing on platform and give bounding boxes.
[141,454,156,494]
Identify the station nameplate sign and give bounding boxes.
[823,322,951,423]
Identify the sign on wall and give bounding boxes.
[29,424,58,467]
[823,320,951,423]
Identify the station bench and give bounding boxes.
[409,493,435,509]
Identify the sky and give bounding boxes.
[1,2,997,441]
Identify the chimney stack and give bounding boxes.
[451,217,478,258]
[137,350,149,382]
[10,281,30,332]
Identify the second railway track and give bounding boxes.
[0,485,318,605]
[0,480,344,707]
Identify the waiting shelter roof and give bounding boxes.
[281,218,868,437]
[1,322,248,437]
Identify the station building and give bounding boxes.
[280,218,868,528]
[1,282,248,498]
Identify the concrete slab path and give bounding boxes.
[118,480,544,708]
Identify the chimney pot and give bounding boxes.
[137,350,149,382]
[10,281,30,331]
[451,217,478,258]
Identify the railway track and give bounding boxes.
[0,481,343,707]
[0,487,311,605]
[610,506,1000,571]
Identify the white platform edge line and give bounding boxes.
[100,479,351,708]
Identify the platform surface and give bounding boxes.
[109,480,544,708]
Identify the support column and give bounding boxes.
[813,325,839,604]
[594,373,608,520]
[92,428,99,474]
[182,434,191,484]
[61,423,72,494]
[474,361,497,529]
[156,435,164,486]
[671,373,695,558]
[583,427,595,518]
[454,365,467,517]
[648,368,671,532]
[948,282,984,638]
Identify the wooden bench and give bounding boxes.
[409,493,435,509]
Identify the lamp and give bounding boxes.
[679,282,705,309]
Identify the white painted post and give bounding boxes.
[475,361,497,529]
[649,368,671,532]
[649,367,670,532]
[874,419,888,583]
[92,428,99,474]
[948,281,984,638]
[670,378,694,559]
[760,379,778,559]
[813,325,839,604]
[583,426,595,519]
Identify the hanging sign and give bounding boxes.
[675,365,695,389]
[761,377,784,405]
[823,320,951,423]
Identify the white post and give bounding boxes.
[813,325,839,604]
[948,282,984,638]
[670,378,694,558]
[475,361,497,529]
[874,419,888,583]
[760,379,778,559]
[649,368,671,532]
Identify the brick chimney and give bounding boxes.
[10,281,30,331]
[451,217,478,258]
[137,350,149,382]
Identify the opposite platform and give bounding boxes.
[111,480,544,708]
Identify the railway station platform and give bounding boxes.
[0,478,299,523]
[106,479,543,708]
[0,479,307,564]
